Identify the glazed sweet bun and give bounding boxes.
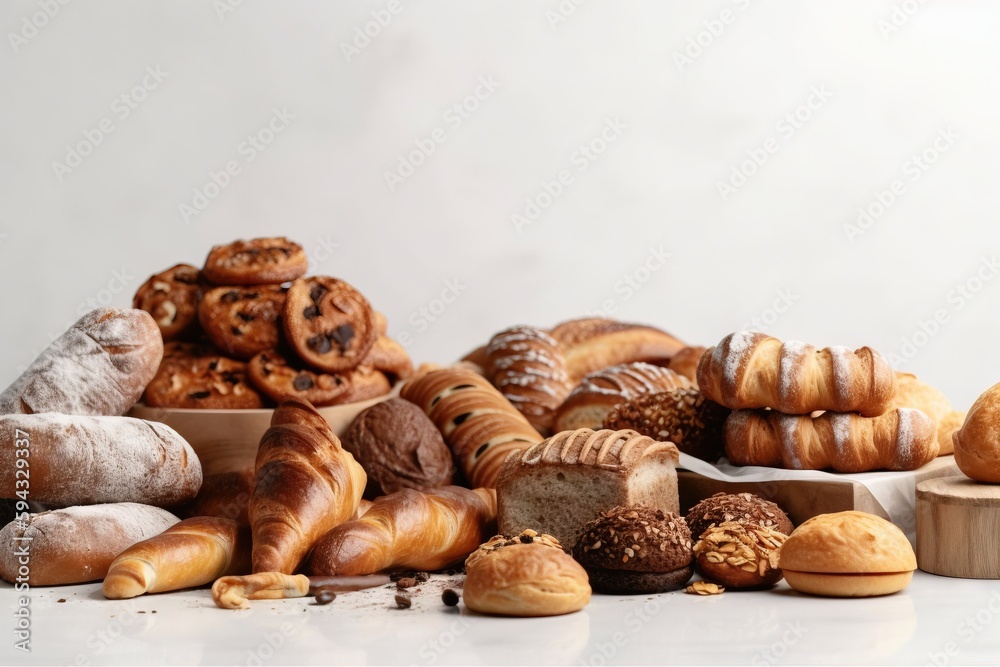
[953,382,1000,482]
[573,506,693,594]
[779,511,916,597]
[463,531,590,617]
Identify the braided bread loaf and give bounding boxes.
[553,362,692,432]
[698,332,896,417]
[486,326,573,434]
[400,368,543,488]
[724,408,938,472]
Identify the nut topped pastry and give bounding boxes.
[574,506,693,594]
[496,428,680,548]
[685,492,793,540]
[693,521,787,590]
[604,387,728,463]
[132,263,203,341]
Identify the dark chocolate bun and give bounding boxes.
[573,506,693,594]
[342,397,456,498]
[686,492,793,539]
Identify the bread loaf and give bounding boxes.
[0,308,163,416]
[0,503,179,585]
[549,318,685,379]
[0,413,202,507]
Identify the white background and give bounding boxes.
[2,0,999,410]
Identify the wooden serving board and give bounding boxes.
[917,475,1000,579]
[678,456,960,528]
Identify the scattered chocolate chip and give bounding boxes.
[302,305,319,320]
[394,594,411,609]
[237,312,255,322]
[313,590,337,605]
[441,589,459,607]
[453,412,471,426]
[188,391,211,400]
[397,577,417,589]
[230,326,243,336]
[308,334,332,354]
[137,611,146,614]
[293,374,314,391]
[309,284,327,302]
[330,324,354,349]
[474,443,489,458]
[221,291,240,304]
[57,599,66,603]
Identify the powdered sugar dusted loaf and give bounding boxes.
[0,308,163,416]
[0,413,202,506]
[0,503,179,585]
[496,428,680,548]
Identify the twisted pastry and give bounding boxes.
[486,326,573,434]
[307,486,497,576]
[698,332,896,417]
[211,572,310,610]
[400,368,543,488]
[250,398,367,573]
[724,408,938,472]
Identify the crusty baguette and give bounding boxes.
[0,413,202,507]
[308,487,497,576]
[0,308,163,416]
[103,517,250,598]
[698,332,896,417]
[0,503,179,586]
[549,318,685,380]
[250,398,366,574]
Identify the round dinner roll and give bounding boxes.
[463,531,591,617]
[953,382,1000,482]
[779,511,916,597]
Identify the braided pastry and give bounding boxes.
[486,326,573,434]
[724,408,938,472]
[554,362,692,432]
[698,332,896,417]
[400,368,543,488]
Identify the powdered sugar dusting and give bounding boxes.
[828,346,852,406]
[777,414,805,469]
[830,412,852,464]
[0,413,202,506]
[723,331,761,387]
[895,408,914,465]
[778,340,811,407]
[0,503,179,584]
[0,309,162,416]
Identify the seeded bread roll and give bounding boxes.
[463,531,590,617]
[603,388,728,463]
[0,413,202,507]
[685,492,793,540]
[574,507,693,594]
[0,503,180,586]
[693,521,787,590]
[496,428,680,548]
[0,308,163,416]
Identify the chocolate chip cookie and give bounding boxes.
[198,285,287,360]
[132,264,203,341]
[143,341,264,409]
[247,349,352,406]
[202,237,307,286]
[283,276,376,372]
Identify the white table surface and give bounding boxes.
[3,570,999,666]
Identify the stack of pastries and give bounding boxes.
[135,237,412,409]
[698,331,953,473]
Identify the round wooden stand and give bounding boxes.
[916,475,1000,578]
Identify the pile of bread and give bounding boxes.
[134,237,411,409]
[5,248,1000,617]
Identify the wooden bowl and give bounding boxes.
[129,395,389,476]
